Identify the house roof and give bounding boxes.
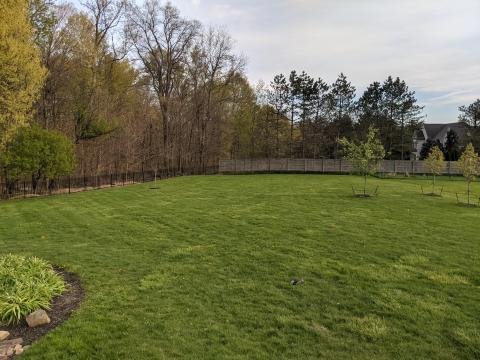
[423,122,468,143]
[424,124,447,139]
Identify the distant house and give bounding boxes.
[412,122,468,160]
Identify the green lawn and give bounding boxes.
[1,175,479,359]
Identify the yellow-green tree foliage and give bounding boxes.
[458,143,480,205]
[0,0,45,146]
[425,146,444,194]
[338,126,386,195]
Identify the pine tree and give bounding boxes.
[0,0,46,147]
[444,130,460,161]
[459,99,480,149]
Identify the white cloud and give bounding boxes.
[154,0,480,122]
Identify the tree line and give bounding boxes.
[1,0,479,188]
[237,72,424,160]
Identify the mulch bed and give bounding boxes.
[0,268,84,346]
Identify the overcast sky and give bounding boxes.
[170,0,479,123]
[69,0,479,123]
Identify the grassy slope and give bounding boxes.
[0,175,479,360]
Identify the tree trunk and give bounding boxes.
[364,174,367,196]
[467,181,471,206]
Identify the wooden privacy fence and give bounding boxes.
[0,166,218,200]
[219,159,464,175]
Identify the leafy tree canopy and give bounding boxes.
[0,0,46,147]
[338,126,386,195]
[2,125,75,182]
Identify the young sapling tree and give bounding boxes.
[338,126,386,197]
[425,146,444,195]
[458,143,480,206]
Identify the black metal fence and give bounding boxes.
[0,166,218,200]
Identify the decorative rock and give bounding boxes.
[13,344,23,355]
[26,309,51,327]
[0,338,23,357]
[0,331,8,341]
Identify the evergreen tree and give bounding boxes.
[287,70,301,157]
[327,73,356,158]
[356,81,389,141]
[268,74,289,157]
[459,99,480,149]
[382,76,423,159]
[297,71,317,157]
[420,139,443,160]
[444,129,460,161]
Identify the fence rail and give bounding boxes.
[219,159,464,175]
[0,166,218,200]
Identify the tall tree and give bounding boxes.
[309,78,329,158]
[356,81,388,140]
[0,0,46,147]
[382,76,423,159]
[297,71,317,158]
[383,76,423,160]
[287,70,301,157]
[327,73,356,158]
[125,0,200,168]
[268,74,289,157]
[459,99,480,149]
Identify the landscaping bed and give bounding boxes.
[1,269,83,346]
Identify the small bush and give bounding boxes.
[0,255,66,325]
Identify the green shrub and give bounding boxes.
[0,255,66,325]
[1,125,75,188]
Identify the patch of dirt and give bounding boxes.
[0,268,84,346]
[423,193,442,197]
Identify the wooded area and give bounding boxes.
[1,0,479,185]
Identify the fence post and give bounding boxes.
[339,159,342,173]
[393,160,396,174]
[68,176,71,194]
[304,158,307,173]
[23,181,26,198]
[133,172,135,184]
[84,175,87,190]
[286,158,289,172]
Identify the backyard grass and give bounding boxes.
[0,174,479,359]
